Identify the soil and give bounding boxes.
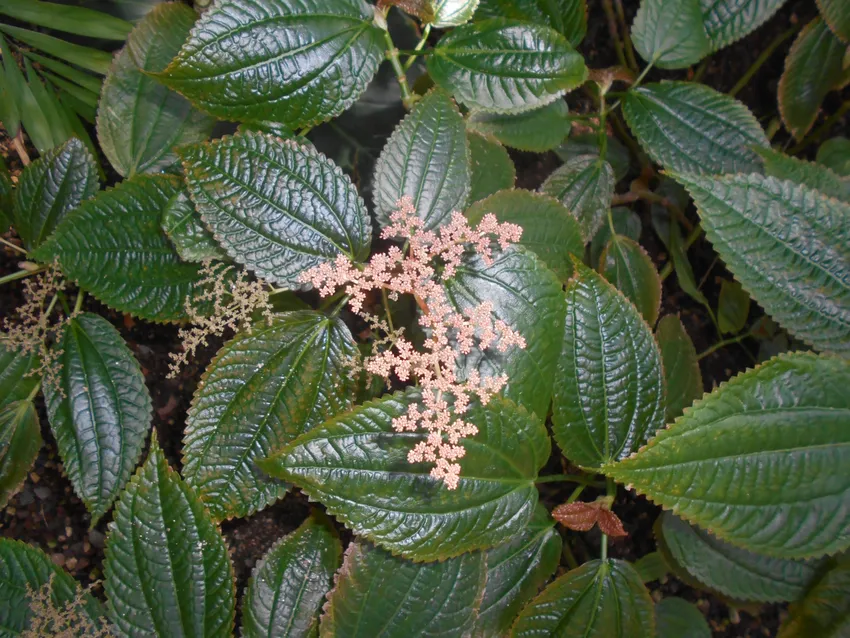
[0,1,846,636]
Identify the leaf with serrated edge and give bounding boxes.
[104,433,236,637]
[373,89,470,230]
[161,191,229,263]
[817,0,850,43]
[510,559,655,637]
[590,206,641,266]
[605,352,850,560]
[631,0,710,69]
[756,146,850,203]
[467,100,571,152]
[180,132,371,289]
[183,312,358,522]
[475,0,587,46]
[673,171,850,355]
[466,132,516,204]
[540,155,614,240]
[242,511,342,638]
[0,401,41,509]
[260,389,550,562]
[656,597,711,638]
[556,132,631,182]
[600,234,661,326]
[0,341,40,409]
[319,540,485,637]
[553,262,666,469]
[428,18,587,114]
[656,315,702,422]
[428,0,479,27]
[779,556,850,637]
[699,0,788,50]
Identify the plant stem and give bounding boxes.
[692,58,710,83]
[0,236,27,254]
[659,222,703,281]
[44,292,60,320]
[536,473,598,485]
[566,484,586,503]
[630,61,655,90]
[600,477,617,561]
[601,0,628,69]
[562,541,579,570]
[26,380,42,402]
[403,23,431,71]
[381,287,395,332]
[74,288,85,314]
[729,25,798,97]
[0,265,48,286]
[383,29,415,109]
[697,329,754,360]
[613,0,639,72]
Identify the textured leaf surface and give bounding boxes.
[779,557,850,637]
[320,540,485,637]
[510,559,655,637]
[756,146,850,203]
[428,19,588,114]
[540,155,614,240]
[553,262,665,468]
[161,191,228,263]
[444,247,566,420]
[717,279,750,334]
[374,89,470,230]
[600,234,661,326]
[467,100,571,152]
[605,352,850,559]
[180,132,371,288]
[0,341,39,409]
[429,0,479,27]
[818,0,850,42]
[656,597,711,638]
[590,206,641,266]
[557,132,631,182]
[104,436,236,638]
[632,0,710,69]
[818,137,850,176]
[674,171,850,355]
[475,0,587,45]
[44,313,152,524]
[98,3,214,177]
[0,401,41,509]
[260,390,550,562]
[242,512,342,638]
[183,312,357,522]
[32,174,208,322]
[659,512,818,602]
[13,137,98,250]
[623,82,768,175]
[466,190,583,281]
[155,0,385,127]
[699,0,788,50]
[467,132,515,204]
[656,315,702,421]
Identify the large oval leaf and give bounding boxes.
[467,100,571,152]
[104,434,236,638]
[510,559,655,637]
[600,234,661,326]
[779,557,850,637]
[260,389,550,562]
[553,262,665,468]
[631,0,710,69]
[604,352,850,559]
[540,155,614,240]
[623,82,768,175]
[12,136,98,250]
[97,3,214,177]
[0,400,41,509]
[44,313,152,524]
[319,540,485,637]
[373,89,470,230]
[656,315,703,421]
[179,132,371,288]
[467,131,515,204]
[756,146,850,203]
[475,0,587,46]
[155,0,384,127]
[700,0,789,50]
[428,19,587,114]
[242,512,342,638]
[183,311,358,522]
[32,173,208,322]
[673,171,850,355]
[0,341,39,409]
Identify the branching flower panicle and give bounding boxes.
[300,197,525,489]
[22,576,114,638]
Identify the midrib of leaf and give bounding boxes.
[33,158,74,247]
[591,281,614,461]
[132,80,180,173]
[438,51,570,80]
[373,565,425,635]
[551,569,599,635]
[277,544,323,638]
[481,529,552,612]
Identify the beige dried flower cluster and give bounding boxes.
[22,576,114,638]
[168,261,273,378]
[301,197,525,489]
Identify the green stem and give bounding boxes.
[601,0,628,69]
[0,236,27,254]
[600,477,617,561]
[562,541,579,570]
[403,23,431,71]
[566,484,586,504]
[730,26,798,98]
[614,0,639,72]
[0,265,48,286]
[535,473,598,485]
[692,58,710,83]
[44,292,60,320]
[330,294,350,318]
[381,287,395,332]
[631,60,655,90]
[74,288,85,314]
[26,380,42,402]
[659,223,703,281]
[382,28,414,109]
[697,329,754,360]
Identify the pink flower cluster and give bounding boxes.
[299,197,526,489]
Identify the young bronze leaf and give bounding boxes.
[0,341,40,409]
[0,401,41,509]
[779,556,850,637]
[553,500,628,537]
[600,234,662,326]
[655,597,711,638]
[756,146,850,203]
[260,389,550,562]
[475,0,587,46]
[161,191,229,263]
[655,315,703,422]
[467,100,571,152]
[466,132,516,204]
[631,0,710,69]
[605,353,850,560]
[699,0,788,50]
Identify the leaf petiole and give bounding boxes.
[0,265,48,286]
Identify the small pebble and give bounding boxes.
[34,486,50,500]
[51,553,65,567]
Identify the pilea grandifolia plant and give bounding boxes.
[0,0,849,635]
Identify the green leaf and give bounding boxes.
[817,137,850,176]
[673,171,850,355]
[179,132,372,289]
[183,312,358,522]
[373,89,470,231]
[242,512,342,638]
[467,100,571,152]
[604,352,850,560]
[553,262,666,468]
[428,0,479,27]
[260,389,550,562]
[13,136,98,250]
[0,401,41,509]
[656,315,703,422]
[779,18,849,140]
[0,34,52,152]
[466,132,515,204]
[443,247,566,420]
[623,82,768,175]
[44,313,152,525]
[98,3,215,178]
[42,70,99,109]
[600,234,661,326]
[475,0,587,46]
[651,202,711,312]
[756,146,850,203]
[0,156,12,230]
[23,59,75,148]
[659,511,819,602]
[590,206,641,266]
[0,25,113,75]
[24,52,102,95]
[717,278,750,335]
[472,505,562,637]
[0,36,20,139]
[0,341,40,409]
[0,538,106,634]
[32,173,209,322]
[465,190,583,281]
[154,0,385,128]
[779,557,850,637]
[541,155,614,240]
[428,19,588,114]
[699,0,788,50]
[104,434,236,638]
[655,597,711,638]
[319,540,486,637]
[555,132,631,182]
[634,551,669,584]
[631,0,710,69]
[510,559,655,637]
[818,0,850,42]
[161,191,229,263]
[0,0,132,40]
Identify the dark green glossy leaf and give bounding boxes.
[179,132,372,289]
[600,234,661,326]
[161,191,229,263]
[0,401,41,509]
[656,315,703,421]
[655,597,711,638]
[183,312,358,522]
[0,0,132,40]
[466,132,515,204]
[260,389,550,562]
[428,0,479,27]
[817,137,850,176]
[605,352,850,560]
[631,0,710,69]
[104,434,236,638]
[0,25,112,74]
[699,0,788,50]
[428,19,588,114]
[155,0,385,127]
[0,341,40,409]
[540,155,614,240]
[779,557,850,637]
[818,0,850,42]
[756,146,850,203]
[717,279,750,335]
[0,36,20,139]
[23,52,102,95]
[467,100,571,152]
[590,206,640,266]
[555,132,631,182]
[475,0,587,46]
[23,59,75,149]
